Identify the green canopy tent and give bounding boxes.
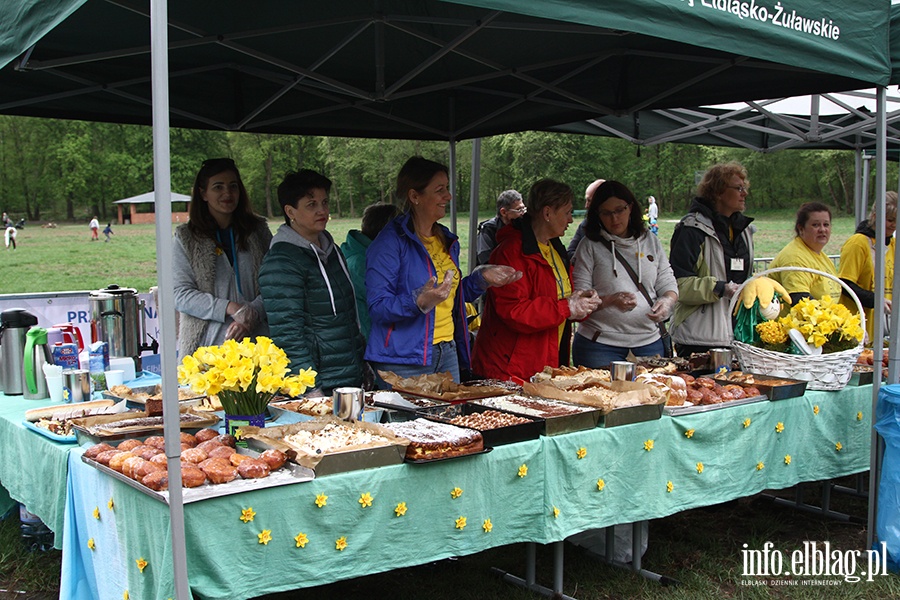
[0,1,893,598]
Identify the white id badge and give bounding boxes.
[730,258,744,272]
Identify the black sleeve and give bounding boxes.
[669,223,707,279]
[840,278,875,309]
[789,291,812,305]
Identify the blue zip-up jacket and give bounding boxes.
[365,212,486,371]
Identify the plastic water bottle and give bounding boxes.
[19,504,53,552]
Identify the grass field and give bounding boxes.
[0,210,857,295]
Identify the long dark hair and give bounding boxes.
[188,158,263,250]
[396,156,449,215]
[584,180,646,240]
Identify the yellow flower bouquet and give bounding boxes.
[178,337,317,416]
[755,295,863,354]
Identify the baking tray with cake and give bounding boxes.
[70,408,220,444]
[103,383,211,411]
[268,396,384,423]
[471,395,601,436]
[415,403,543,446]
[381,417,492,463]
[369,390,448,413]
[22,399,126,444]
[712,371,807,400]
[378,370,516,403]
[240,417,409,476]
[80,442,314,504]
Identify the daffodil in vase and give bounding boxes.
[178,337,317,441]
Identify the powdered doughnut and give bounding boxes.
[229,453,251,467]
[149,453,169,466]
[180,447,209,464]
[95,449,123,466]
[196,439,223,454]
[215,434,237,448]
[117,439,143,452]
[194,428,220,443]
[83,443,114,459]
[135,460,163,481]
[208,445,236,460]
[142,470,168,491]
[259,449,286,471]
[134,446,163,461]
[237,458,270,479]
[122,456,147,480]
[144,436,166,449]
[179,432,198,447]
[108,451,136,472]
[199,458,237,484]
[181,466,207,488]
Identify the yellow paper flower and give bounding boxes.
[813,405,820,415]
[517,464,528,478]
[857,412,863,421]
[835,442,843,452]
[359,492,373,508]
[684,428,695,439]
[335,536,348,551]
[93,507,100,520]
[240,507,255,523]
[123,592,129,600]
[450,487,463,499]
[597,478,606,491]
[696,462,704,474]
[756,462,765,471]
[455,516,467,529]
[294,532,308,548]
[136,558,148,573]
[666,481,674,493]
[108,498,114,510]
[743,418,752,428]
[87,537,95,551]
[315,493,328,508]
[775,422,784,433]
[552,506,560,518]
[643,439,654,451]
[483,518,493,533]
[258,529,272,545]
[394,502,408,517]
[576,447,587,459]
[785,455,792,465]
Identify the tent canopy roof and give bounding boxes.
[112,191,190,205]
[0,0,890,141]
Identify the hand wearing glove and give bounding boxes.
[304,387,325,398]
[603,291,638,312]
[723,281,740,299]
[648,294,676,323]
[567,291,602,320]
[474,264,523,288]
[415,270,455,313]
[885,299,893,315]
[225,303,258,341]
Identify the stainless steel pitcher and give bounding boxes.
[0,308,38,395]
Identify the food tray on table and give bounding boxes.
[472,395,601,436]
[601,403,664,427]
[70,409,220,444]
[81,449,314,504]
[369,390,449,413]
[381,417,493,463]
[713,372,807,400]
[415,403,543,446]
[663,393,767,416]
[22,419,77,443]
[379,370,515,404]
[268,397,384,423]
[240,417,408,476]
[849,365,886,386]
[103,384,211,410]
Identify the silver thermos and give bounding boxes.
[0,309,39,396]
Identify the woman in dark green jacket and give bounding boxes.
[259,169,364,395]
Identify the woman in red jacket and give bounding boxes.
[472,179,601,380]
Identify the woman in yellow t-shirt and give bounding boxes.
[769,202,841,305]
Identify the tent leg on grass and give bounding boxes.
[491,542,577,600]
[762,481,867,524]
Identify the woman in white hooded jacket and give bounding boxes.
[572,180,678,367]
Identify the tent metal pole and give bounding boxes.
[468,138,482,274]
[150,0,190,597]
[867,85,887,552]
[861,155,871,225]
[854,148,862,223]
[449,139,457,234]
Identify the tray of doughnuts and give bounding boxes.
[80,430,314,503]
[662,374,768,415]
[711,371,807,400]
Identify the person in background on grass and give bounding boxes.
[647,195,659,235]
[669,161,754,355]
[567,178,605,262]
[89,216,100,241]
[173,157,272,359]
[1,212,9,227]
[4,223,16,250]
[839,192,897,340]
[341,202,401,341]
[476,189,525,266]
[260,169,365,396]
[103,222,114,242]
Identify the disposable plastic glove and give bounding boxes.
[604,291,638,312]
[723,281,740,299]
[225,304,258,341]
[648,295,676,323]
[473,264,523,288]
[885,298,893,316]
[567,290,602,320]
[415,270,454,313]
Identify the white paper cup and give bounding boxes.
[104,369,125,388]
[45,376,64,403]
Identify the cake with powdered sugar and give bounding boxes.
[383,418,484,460]
[475,395,596,418]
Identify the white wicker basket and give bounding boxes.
[727,267,865,391]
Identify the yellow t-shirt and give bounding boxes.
[421,235,459,344]
[538,241,572,343]
[838,232,895,339]
[769,236,841,301]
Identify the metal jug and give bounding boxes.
[23,327,52,400]
[0,308,38,395]
[89,284,157,374]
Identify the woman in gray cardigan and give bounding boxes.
[173,158,272,358]
[571,180,677,367]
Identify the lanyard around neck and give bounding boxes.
[216,227,242,297]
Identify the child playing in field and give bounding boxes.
[103,222,114,242]
[4,224,16,250]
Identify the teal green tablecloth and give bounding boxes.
[0,394,74,549]
[58,385,874,600]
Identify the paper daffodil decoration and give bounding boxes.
[395,502,408,517]
[136,558,148,574]
[552,506,560,518]
[315,493,328,508]
[696,462,704,474]
[240,507,255,523]
[597,478,606,491]
[93,507,100,520]
[87,538,95,551]
[835,442,843,452]
[576,447,587,459]
[857,412,863,421]
[258,529,273,545]
[666,481,674,493]
[784,455,792,465]
[123,591,129,600]
[743,418,752,428]
[450,487,463,499]
[813,405,820,415]
[108,498,115,510]
[359,492,373,508]
[455,516,467,530]
[483,518,493,533]
[775,422,784,433]
[294,532,308,548]
[756,462,765,471]
[643,439,654,451]
[518,464,528,478]
[684,429,695,439]
[335,536,348,551]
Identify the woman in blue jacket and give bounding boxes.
[365,156,520,385]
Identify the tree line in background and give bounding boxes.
[0,114,892,224]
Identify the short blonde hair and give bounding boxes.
[868,191,898,228]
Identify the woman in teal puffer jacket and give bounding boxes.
[259,169,365,395]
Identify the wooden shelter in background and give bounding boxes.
[112,191,190,224]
